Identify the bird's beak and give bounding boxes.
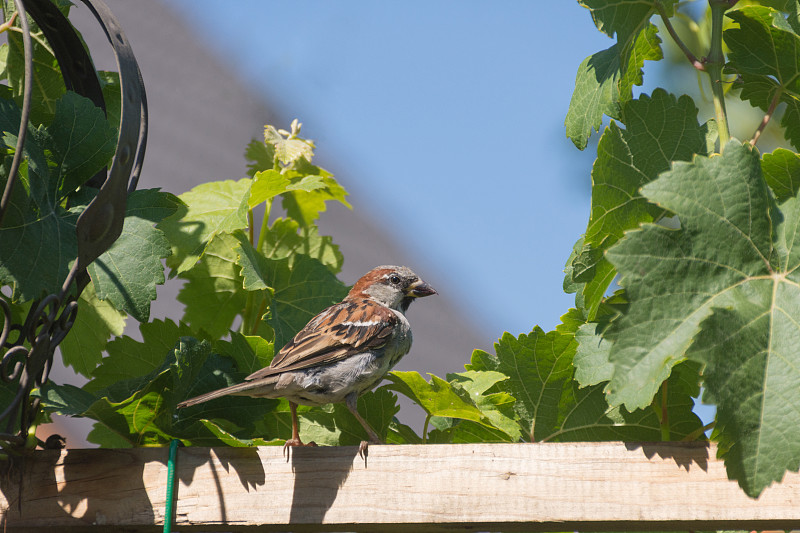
[406,279,437,298]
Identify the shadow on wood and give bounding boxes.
[288,445,359,525]
[1,448,156,529]
[625,440,710,471]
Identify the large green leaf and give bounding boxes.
[385,371,494,427]
[86,318,194,393]
[565,15,662,150]
[88,189,182,322]
[235,245,348,349]
[0,98,77,299]
[725,5,800,150]
[259,217,343,273]
[467,326,575,441]
[47,92,117,198]
[58,282,126,377]
[467,310,702,443]
[177,232,248,338]
[158,178,251,274]
[570,90,714,317]
[46,336,279,447]
[44,337,212,446]
[605,140,800,496]
[0,92,118,301]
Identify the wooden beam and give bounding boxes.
[2,442,800,531]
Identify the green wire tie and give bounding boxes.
[163,439,181,533]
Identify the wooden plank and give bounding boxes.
[2,442,800,531]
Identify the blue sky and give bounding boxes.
[162,1,716,428]
[167,1,612,340]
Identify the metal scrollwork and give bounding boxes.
[0,0,147,450]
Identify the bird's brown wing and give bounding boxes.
[245,299,397,381]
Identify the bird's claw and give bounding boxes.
[358,440,369,466]
[282,438,317,459]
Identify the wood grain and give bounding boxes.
[2,442,800,531]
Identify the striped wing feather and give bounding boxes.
[245,299,396,381]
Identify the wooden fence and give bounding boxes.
[2,442,799,531]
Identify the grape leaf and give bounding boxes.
[447,370,521,441]
[580,0,676,43]
[604,140,800,496]
[177,232,248,338]
[467,311,702,443]
[249,169,326,208]
[173,348,280,439]
[235,245,348,349]
[86,318,194,393]
[0,91,129,302]
[58,282,126,377]
[688,194,800,497]
[467,325,574,442]
[47,336,278,447]
[725,5,800,149]
[264,125,314,166]
[384,371,499,430]
[98,71,122,134]
[259,217,343,273]
[43,337,213,446]
[158,178,251,274]
[244,138,275,177]
[47,91,117,198]
[282,178,350,227]
[0,98,78,300]
[427,418,515,444]
[573,322,614,387]
[571,90,714,317]
[542,359,702,443]
[565,19,662,150]
[384,370,520,442]
[88,189,181,322]
[6,18,66,125]
[762,148,800,202]
[791,0,800,33]
[297,388,401,446]
[213,332,274,376]
[604,141,769,408]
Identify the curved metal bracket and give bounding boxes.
[0,0,147,449]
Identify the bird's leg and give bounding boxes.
[345,393,383,463]
[283,401,317,459]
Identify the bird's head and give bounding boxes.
[347,265,437,312]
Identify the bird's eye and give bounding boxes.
[389,274,401,285]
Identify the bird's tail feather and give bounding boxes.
[177,379,276,408]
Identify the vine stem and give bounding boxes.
[656,2,705,71]
[241,199,273,335]
[660,380,670,441]
[681,421,716,442]
[706,0,734,149]
[256,199,272,251]
[248,209,254,245]
[750,86,782,147]
[422,414,431,444]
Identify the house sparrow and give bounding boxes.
[177,265,436,456]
